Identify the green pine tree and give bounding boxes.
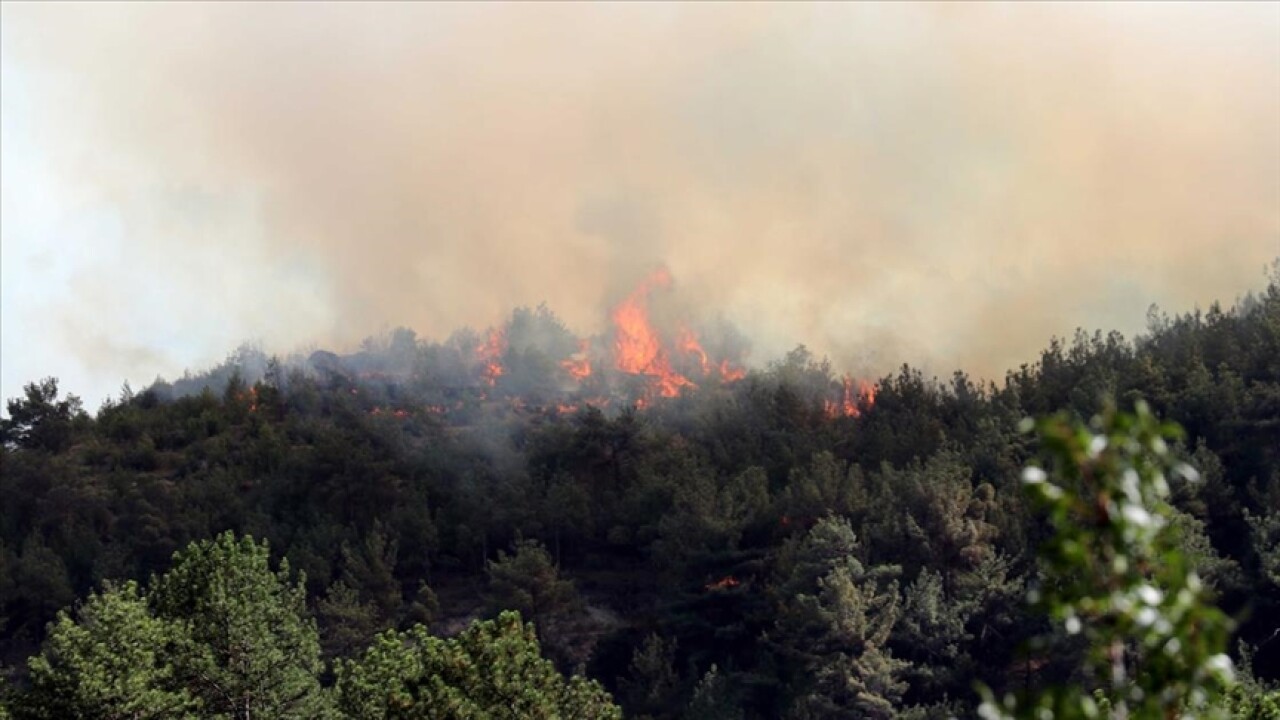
[21,581,196,720]
[772,516,908,719]
[150,532,332,719]
[335,611,622,719]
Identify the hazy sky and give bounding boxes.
[2,2,1278,410]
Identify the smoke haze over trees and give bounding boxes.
[1,267,1279,717]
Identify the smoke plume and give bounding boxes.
[2,3,1277,408]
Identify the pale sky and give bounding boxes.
[2,2,1278,411]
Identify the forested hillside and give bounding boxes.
[2,268,1278,718]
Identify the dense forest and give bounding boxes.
[2,266,1279,718]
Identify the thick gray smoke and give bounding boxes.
[2,3,1277,408]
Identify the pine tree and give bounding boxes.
[771,516,908,719]
[339,523,402,627]
[317,580,381,661]
[897,568,972,696]
[21,581,196,720]
[485,537,588,664]
[335,611,622,719]
[618,633,681,719]
[403,581,440,629]
[150,532,332,719]
[684,664,743,720]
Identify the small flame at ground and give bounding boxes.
[705,575,741,591]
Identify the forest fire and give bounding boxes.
[718,359,746,383]
[602,266,759,403]
[610,267,696,398]
[825,376,875,418]
[560,339,593,381]
[678,327,711,375]
[236,386,259,413]
[476,327,507,386]
[334,267,872,419]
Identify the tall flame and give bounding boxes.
[860,379,877,407]
[476,327,506,386]
[611,267,695,398]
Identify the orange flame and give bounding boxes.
[236,386,259,413]
[719,359,746,383]
[825,376,875,418]
[611,267,695,398]
[862,380,877,407]
[560,339,593,381]
[840,377,859,417]
[677,326,711,375]
[476,327,507,386]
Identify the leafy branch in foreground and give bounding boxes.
[980,402,1236,719]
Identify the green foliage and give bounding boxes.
[403,581,440,630]
[0,378,84,453]
[485,537,589,663]
[980,403,1237,719]
[618,633,681,719]
[772,516,908,719]
[897,568,972,691]
[335,611,622,719]
[1245,508,1280,589]
[14,533,334,719]
[339,524,403,626]
[13,536,74,639]
[1227,688,1280,720]
[683,664,743,720]
[1168,508,1243,592]
[0,676,11,720]
[652,465,768,582]
[1229,646,1280,720]
[149,532,332,719]
[318,580,382,661]
[20,581,195,719]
